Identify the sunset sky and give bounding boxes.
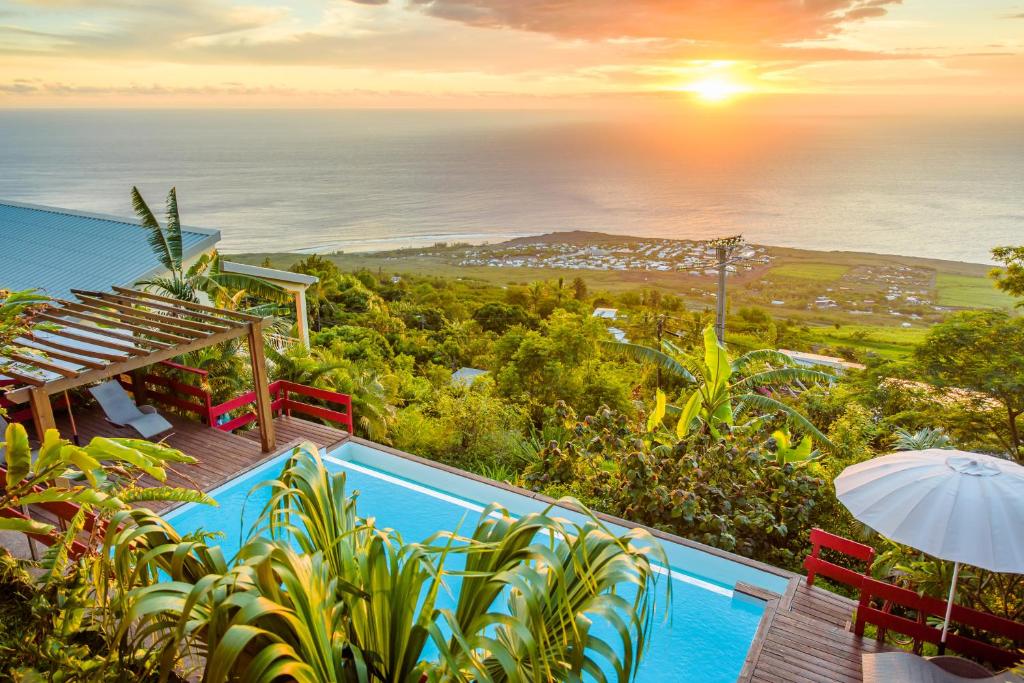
[1,0,1022,111]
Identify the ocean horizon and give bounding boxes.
[1,109,1021,264]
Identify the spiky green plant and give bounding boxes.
[131,186,289,305]
[131,444,666,682]
[608,325,833,445]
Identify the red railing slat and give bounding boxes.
[804,528,1023,668]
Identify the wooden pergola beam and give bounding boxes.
[4,323,250,404]
[111,286,261,322]
[71,292,231,334]
[5,287,279,452]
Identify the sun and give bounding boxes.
[686,76,748,104]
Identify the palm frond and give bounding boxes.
[734,367,834,389]
[165,187,184,267]
[131,186,175,272]
[736,392,833,447]
[600,341,695,383]
[733,348,796,370]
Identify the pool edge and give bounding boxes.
[344,435,798,585]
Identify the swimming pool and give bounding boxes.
[168,440,788,682]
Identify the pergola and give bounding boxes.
[2,286,277,452]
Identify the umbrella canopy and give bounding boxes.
[836,449,1024,644]
[835,449,1024,573]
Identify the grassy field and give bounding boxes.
[804,324,929,360]
[769,263,850,281]
[935,273,1016,309]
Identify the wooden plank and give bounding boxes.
[23,335,128,362]
[5,323,250,404]
[247,322,275,453]
[41,327,145,356]
[71,293,231,334]
[46,304,196,344]
[14,342,105,370]
[35,313,168,349]
[1,368,45,387]
[6,352,80,378]
[111,286,261,323]
[75,290,238,328]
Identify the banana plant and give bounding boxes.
[769,429,820,466]
[0,422,214,538]
[609,325,834,446]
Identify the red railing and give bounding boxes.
[122,361,214,422]
[210,380,353,434]
[803,528,1024,668]
[804,527,876,588]
[855,576,1024,669]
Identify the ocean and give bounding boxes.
[1,109,1020,264]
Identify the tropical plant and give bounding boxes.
[0,425,217,681]
[130,186,289,305]
[608,325,833,445]
[914,310,1024,459]
[130,444,666,682]
[0,422,212,538]
[768,429,820,465]
[892,426,953,451]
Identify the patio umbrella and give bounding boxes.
[834,449,1024,643]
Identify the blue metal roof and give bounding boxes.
[0,200,220,299]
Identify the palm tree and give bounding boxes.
[606,325,834,445]
[130,187,289,305]
[130,444,665,682]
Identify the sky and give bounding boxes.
[1,0,1023,112]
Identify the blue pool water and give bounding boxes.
[169,442,783,682]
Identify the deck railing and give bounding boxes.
[803,527,1024,669]
[210,380,353,434]
[121,363,353,435]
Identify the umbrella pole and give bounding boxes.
[940,561,962,648]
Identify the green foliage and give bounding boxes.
[608,325,833,445]
[990,245,1024,307]
[391,380,531,473]
[130,444,665,682]
[527,407,831,570]
[471,301,533,334]
[914,310,1024,459]
[892,426,953,451]
[0,427,218,681]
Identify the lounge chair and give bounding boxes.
[88,380,173,439]
[863,653,1020,682]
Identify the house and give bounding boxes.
[607,327,628,343]
[451,367,489,386]
[1,199,220,299]
[1,199,316,347]
[779,349,866,373]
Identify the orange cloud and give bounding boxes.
[407,0,903,43]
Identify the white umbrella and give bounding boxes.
[835,449,1024,643]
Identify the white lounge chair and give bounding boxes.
[89,381,173,439]
[863,653,1020,682]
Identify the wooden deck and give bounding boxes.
[742,579,891,683]
[54,406,349,511]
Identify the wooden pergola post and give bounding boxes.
[247,320,276,453]
[28,388,56,438]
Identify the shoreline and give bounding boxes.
[227,229,998,272]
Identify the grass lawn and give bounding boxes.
[770,263,850,281]
[805,324,928,360]
[935,274,1016,309]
